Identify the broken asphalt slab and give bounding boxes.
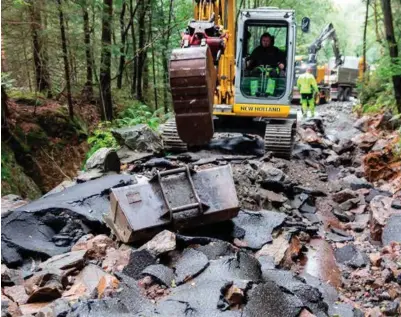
[141,264,175,287]
[334,244,369,268]
[174,249,209,285]
[1,174,135,267]
[12,174,136,222]
[244,281,304,317]
[232,210,286,250]
[262,269,329,316]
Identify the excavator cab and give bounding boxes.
[235,8,297,108]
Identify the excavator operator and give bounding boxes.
[247,33,286,71]
[297,66,318,118]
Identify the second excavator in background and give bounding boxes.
[293,23,365,104]
[162,1,310,159]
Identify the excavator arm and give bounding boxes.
[165,0,235,148]
[308,23,342,67]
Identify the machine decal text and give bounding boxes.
[240,106,281,112]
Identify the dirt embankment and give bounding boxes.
[2,98,100,196]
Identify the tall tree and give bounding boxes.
[28,0,51,96]
[136,0,148,102]
[57,0,73,119]
[363,0,369,75]
[2,33,9,129]
[381,0,401,112]
[117,0,127,89]
[100,0,113,121]
[161,0,173,113]
[81,2,94,100]
[149,8,158,110]
[130,0,137,96]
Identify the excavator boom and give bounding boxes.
[308,23,342,67]
[165,0,235,148]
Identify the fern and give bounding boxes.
[85,122,119,163]
[115,102,169,130]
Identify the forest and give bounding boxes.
[3,2,401,316]
[1,0,399,118]
[1,0,401,194]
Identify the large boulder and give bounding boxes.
[112,124,163,153]
[85,148,120,173]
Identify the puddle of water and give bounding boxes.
[300,238,342,289]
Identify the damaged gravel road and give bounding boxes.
[2,101,401,317]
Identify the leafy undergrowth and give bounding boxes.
[85,99,171,163]
[356,56,401,115]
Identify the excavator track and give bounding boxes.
[162,118,188,152]
[264,120,296,160]
[169,46,216,146]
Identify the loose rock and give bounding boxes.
[139,230,176,257]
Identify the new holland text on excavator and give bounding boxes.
[162,1,310,159]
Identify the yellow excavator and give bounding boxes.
[162,1,310,159]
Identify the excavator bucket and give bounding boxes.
[104,165,239,243]
[169,46,216,145]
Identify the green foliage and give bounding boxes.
[1,72,16,90]
[8,89,45,106]
[85,99,170,163]
[70,115,89,139]
[358,56,401,114]
[115,102,168,130]
[85,122,119,161]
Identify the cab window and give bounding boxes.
[240,22,288,99]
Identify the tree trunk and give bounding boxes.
[100,0,113,121]
[381,0,401,112]
[65,19,77,85]
[57,0,74,119]
[363,0,369,75]
[136,0,148,102]
[117,0,127,89]
[29,1,51,96]
[1,34,9,130]
[82,4,94,100]
[130,0,137,96]
[142,7,152,103]
[22,33,33,92]
[150,9,158,110]
[161,0,173,113]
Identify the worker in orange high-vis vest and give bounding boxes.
[297,66,319,117]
